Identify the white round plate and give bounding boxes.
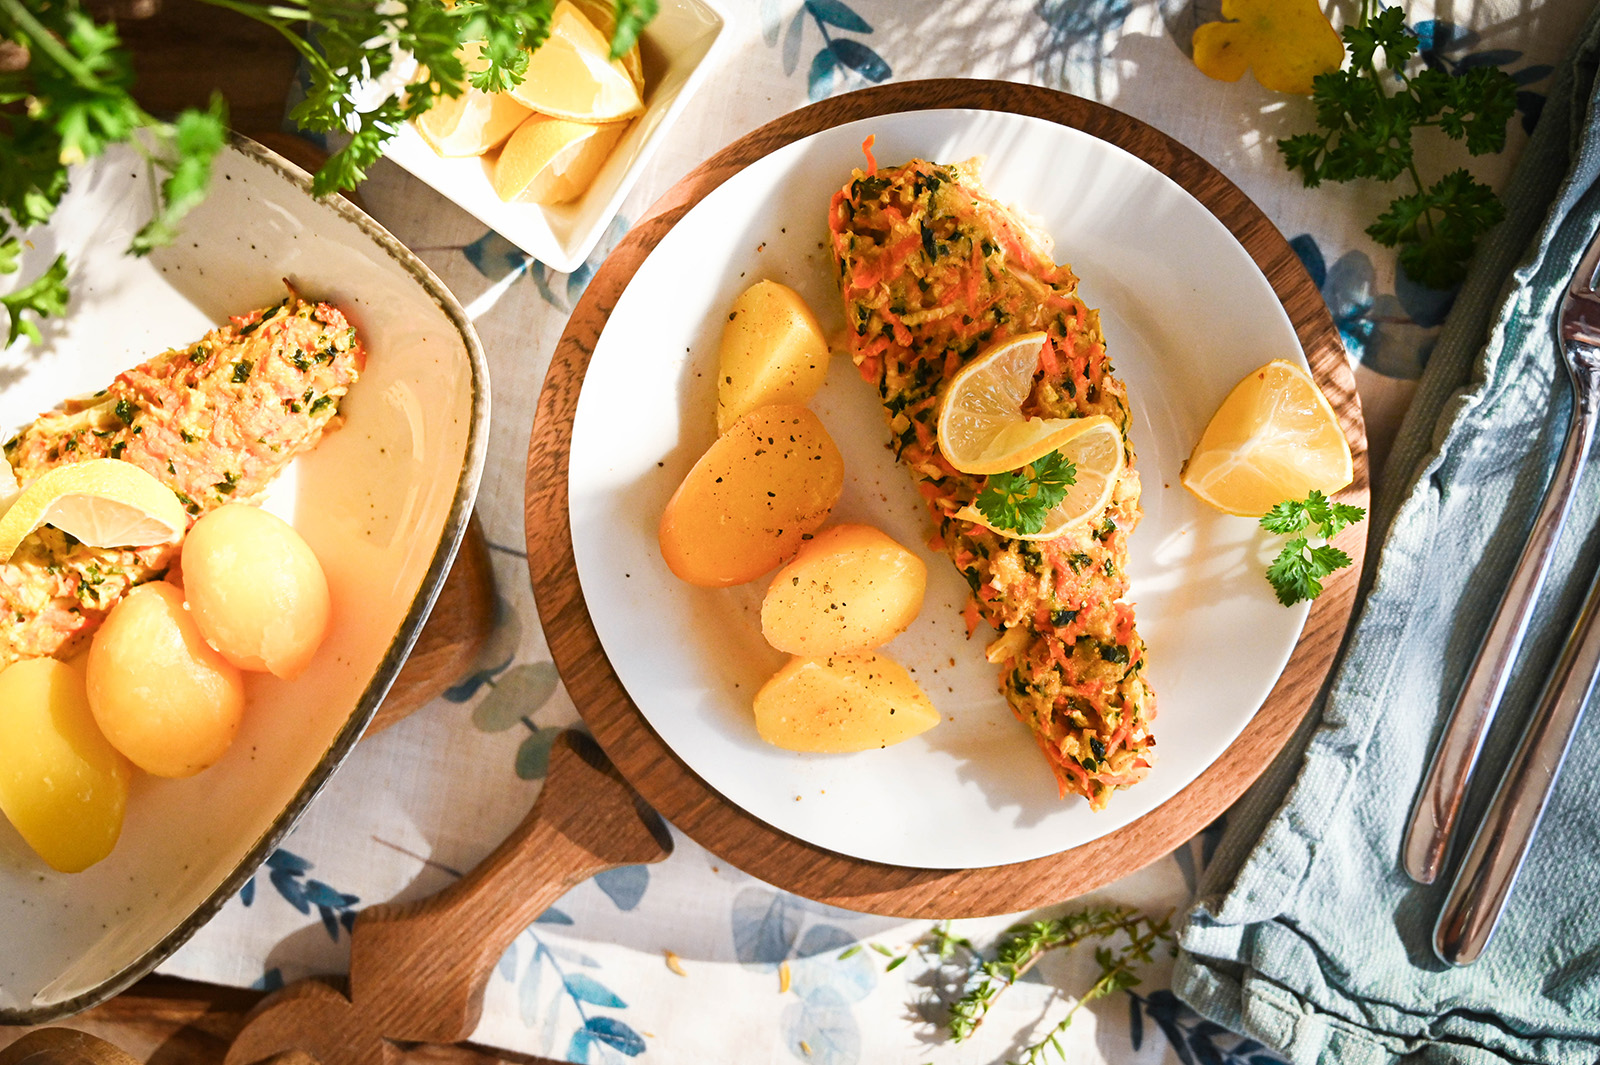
[569,108,1309,869]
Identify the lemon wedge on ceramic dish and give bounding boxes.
[507,0,645,123]
[414,43,534,157]
[0,459,188,561]
[937,331,1096,475]
[1181,358,1352,517]
[492,113,627,204]
[953,415,1124,540]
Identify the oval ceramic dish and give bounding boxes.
[528,81,1367,917]
[0,137,489,1022]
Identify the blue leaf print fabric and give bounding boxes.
[761,0,892,100]
[1291,233,1452,380]
[1034,0,1133,90]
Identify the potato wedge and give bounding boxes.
[659,404,844,587]
[753,652,940,752]
[716,281,830,434]
[761,524,926,655]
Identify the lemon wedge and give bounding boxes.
[492,113,626,204]
[569,0,646,92]
[0,459,189,561]
[953,415,1124,540]
[936,331,1096,475]
[507,0,645,122]
[414,43,534,157]
[1181,358,1352,517]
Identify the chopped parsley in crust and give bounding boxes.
[0,288,364,670]
[829,153,1155,810]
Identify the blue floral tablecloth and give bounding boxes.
[154,2,1589,1063]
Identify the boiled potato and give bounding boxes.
[87,581,246,778]
[181,504,330,680]
[716,281,830,434]
[0,657,131,872]
[659,404,844,587]
[761,524,926,655]
[753,652,940,753]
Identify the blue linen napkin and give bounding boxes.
[1173,7,1600,1064]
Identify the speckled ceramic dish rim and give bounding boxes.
[0,133,490,1024]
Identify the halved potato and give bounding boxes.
[0,657,131,873]
[716,281,830,433]
[753,652,940,753]
[659,404,844,587]
[761,524,926,655]
[87,581,246,778]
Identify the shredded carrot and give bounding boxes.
[827,187,849,228]
[1038,335,1059,377]
[861,134,877,175]
[962,599,982,638]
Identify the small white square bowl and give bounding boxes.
[383,0,729,272]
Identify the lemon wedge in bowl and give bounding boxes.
[953,415,1124,540]
[507,0,645,123]
[0,459,189,561]
[492,114,627,204]
[1181,358,1352,517]
[937,331,1094,475]
[413,43,534,158]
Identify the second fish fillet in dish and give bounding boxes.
[828,153,1155,810]
[0,289,365,669]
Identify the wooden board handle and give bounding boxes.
[343,732,671,1044]
[0,1030,142,1065]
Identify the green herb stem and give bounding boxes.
[0,0,95,88]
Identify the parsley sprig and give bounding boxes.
[1261,490,1365,606]
[0,0,656,345]
[1278,1,1517,289]
[974,450,1076,535]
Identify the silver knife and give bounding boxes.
[1433,540,1600,964]
[1402,226,1600,886]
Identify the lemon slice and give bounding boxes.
[0,459,189,561]
[492,113,626,204]
[414,43,534,157]
[954,415,1124,540]
[1181,359,1352,517]
[937,331,1093,475]
[507,0,645,122]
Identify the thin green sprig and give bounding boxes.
[946,907,1172,1063]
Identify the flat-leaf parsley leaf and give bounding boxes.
[975,450,1075,535]
[1261,490,1364,605]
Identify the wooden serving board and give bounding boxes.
[525,79,1368,918]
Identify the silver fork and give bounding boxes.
[1401,225,1600,888]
